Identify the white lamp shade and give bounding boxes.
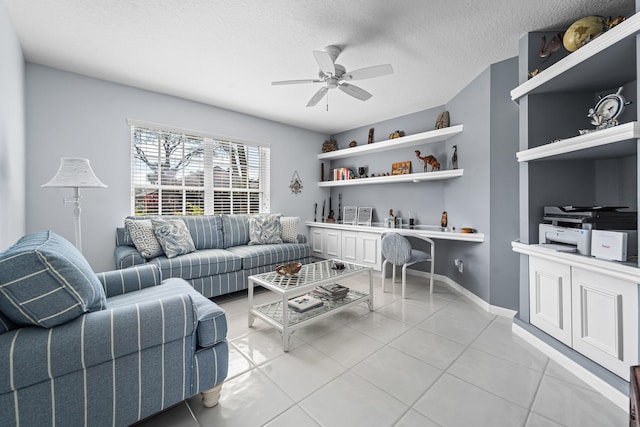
[42,157,107,188]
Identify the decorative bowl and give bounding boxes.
[275,262,302,276]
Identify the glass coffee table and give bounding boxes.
[248,259,373,351]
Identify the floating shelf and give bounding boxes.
[317,125,463,160]
[511,13,640,102]
[516,121,640,162]
[317,169,463,187]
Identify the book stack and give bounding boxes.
[312,284,350,301]
[288,294,323,313]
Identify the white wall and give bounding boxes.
[0,0,25,249]
[25,64,327,272]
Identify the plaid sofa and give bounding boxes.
[115,214,312,298]
[0,231,228,427]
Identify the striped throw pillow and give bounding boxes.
[0,230,107,328]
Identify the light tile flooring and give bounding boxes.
[138,275,627,427]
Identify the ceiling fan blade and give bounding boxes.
[313,50,336,75]
[343,64,393,81]
[306,86,328,107]
[272,79,323,85]
[338,83,372,101]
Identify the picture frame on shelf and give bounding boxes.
[357,207,372,226]
[343,206,357,225]
[391,161,411,175]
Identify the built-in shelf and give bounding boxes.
[512,241,640,282]
[317,125,463,160]
[516,121,640,162]
[317,169,463,187]
[511,13,640,102]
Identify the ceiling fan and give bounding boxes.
[272,45,393,108]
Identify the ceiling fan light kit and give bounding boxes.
[272,45,393,109]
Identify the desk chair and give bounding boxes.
[381,231,435,298]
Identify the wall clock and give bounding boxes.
[588,86,632,130]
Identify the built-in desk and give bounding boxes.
[306,221,484,271]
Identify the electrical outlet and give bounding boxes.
[454,259,464,273]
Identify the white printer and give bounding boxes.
[539,224,591,255]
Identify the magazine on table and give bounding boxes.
[312,283,350,300]
[288,294,323,312]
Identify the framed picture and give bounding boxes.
[392,161,411,175]
[357,207,372,226]
[343,206,357,225]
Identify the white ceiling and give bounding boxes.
[4,0,635,134]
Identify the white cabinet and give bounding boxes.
[524,248,639,379]
[529,257,572,346]
[571,267,638,379]
[309,225,381,271]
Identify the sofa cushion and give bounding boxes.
[0,231,107,328]
[106,277,227,348]
[280,216,300,243]
[222,214,251,248]
[181,215,224,250]
[150,249,242,280]
[152,218,197,258]
[248,214,283,245]
[0,311,17,333]
[125,218,164,258]
[226,243,312,269]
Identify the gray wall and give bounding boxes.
[25,64,327,272]
[331,58,520,310]
[0,0,26,249]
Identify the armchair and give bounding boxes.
[381,231,435,298]
[0,231,228,427]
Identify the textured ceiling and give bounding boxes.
[4,0,635,134]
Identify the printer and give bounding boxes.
[539,224,591,255]
[540,206,637,258]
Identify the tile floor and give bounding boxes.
[138,274,628,427]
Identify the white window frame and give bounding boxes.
[128,119,270,216]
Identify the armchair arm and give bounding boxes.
[96,264,162,298]
[114,245,147,269]
[0,293,197,394]
[297,234,308,244]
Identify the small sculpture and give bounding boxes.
[415,150,441,171]
[322,139,338,152]
[441,211,448,228]
[389,130,405,139]
[452,145,458,169]
[368,128,374,144]
[349,140,357,148]
[528,69,540,79]
[538,32,564,61]
[435,111,450,129]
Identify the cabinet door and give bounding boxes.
[341,231,358,263]
[358,232,381,271]
[571,267,638,379]
[529,257,572,346]
[325,230,341,259]
[310,228,325,258]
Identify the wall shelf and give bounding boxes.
[516,121,640,162]
[511,13,640,102]
[317,169,463,187]
[317,125,463,160]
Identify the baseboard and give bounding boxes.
[513,323,628,411]
[405,270,517,318]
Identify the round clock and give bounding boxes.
[589,86,631,129]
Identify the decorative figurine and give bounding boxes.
[528,69,540,79]
[452,145,458,169]
[441,211,448,228]
[322,200,325,222]
[587,86,631,130]
[349,140,357,148]
[538,32,564,61]
[389,130,405,139]
[358,167,366,178]
[314,203,317,222]
[368,128,374,144]
[415,150,441,171]
[338,194,342,222]
[327,209,336,223]
[321,162,324,181]
[322,138,338,152]
[435,111,450,129]
[563,16,607,52]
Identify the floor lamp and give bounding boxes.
[42,157,107,252]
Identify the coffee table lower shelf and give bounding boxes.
[249,289,371,350]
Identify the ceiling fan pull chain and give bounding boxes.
[326,88,329,111]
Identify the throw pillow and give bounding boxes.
[152,218,196,258]
[221,214,251,248]
[248,214,283,245]
[280,216,299,243]
[125,218,164,258]
[0,230,107,328]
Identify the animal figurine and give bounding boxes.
[389,130,405,139]
[452,145,458,169]
[539,32,564,61]
[415,150,441,172]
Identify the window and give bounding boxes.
[130,121,270,216]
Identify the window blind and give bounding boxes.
[130,124,270,216]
